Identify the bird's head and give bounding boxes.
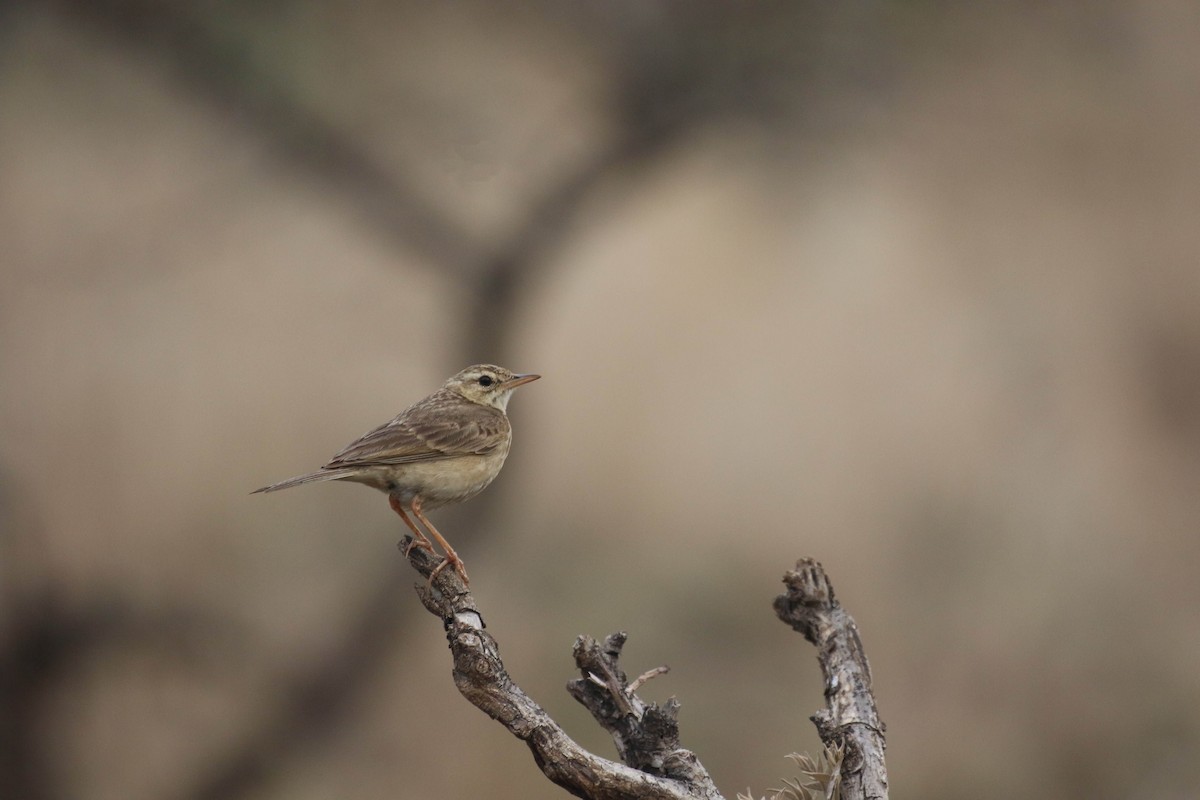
[446,364,540,411]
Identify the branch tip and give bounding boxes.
[628,665,670,693]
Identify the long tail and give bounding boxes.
[251,468,358,494]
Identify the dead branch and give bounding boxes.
[402,543,889,800]
[773,558,888,800]
[401,537,725,800]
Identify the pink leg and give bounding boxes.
[389,494,435,556]
[411,497,469,585]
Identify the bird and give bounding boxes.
[253,364,540,584]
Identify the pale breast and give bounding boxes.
[367,447,510,510]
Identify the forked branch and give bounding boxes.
[401,541,887,800]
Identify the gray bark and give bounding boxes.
[404,542,888,800]
[773,559,889,800]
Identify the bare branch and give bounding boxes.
[567,634,720,798]
[401,537,726,800]
[773,559,888,800]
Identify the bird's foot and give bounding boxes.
[403,534,436,557]
[428,554,470,587]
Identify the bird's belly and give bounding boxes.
[379,454,506,509]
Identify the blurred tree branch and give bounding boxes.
[403,541,888,800]
[0,590,227,800]
[14,4,697,797]
[173,576,410,800]
[47,0,699,365]
[51,0,479,274]
[11,5,873,799]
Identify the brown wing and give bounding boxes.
[324,391,509,468]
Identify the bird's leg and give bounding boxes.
[411,497,469,585]
[389,494,435,556]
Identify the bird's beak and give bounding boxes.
[503,373,541,389]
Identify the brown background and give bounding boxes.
[3,3,1199,799]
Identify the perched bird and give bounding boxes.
[254,364,540,583]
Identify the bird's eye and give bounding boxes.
[478,375,495,387]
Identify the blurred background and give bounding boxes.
[2,2,1199,799]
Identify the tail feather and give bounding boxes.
[252,468,357,494]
